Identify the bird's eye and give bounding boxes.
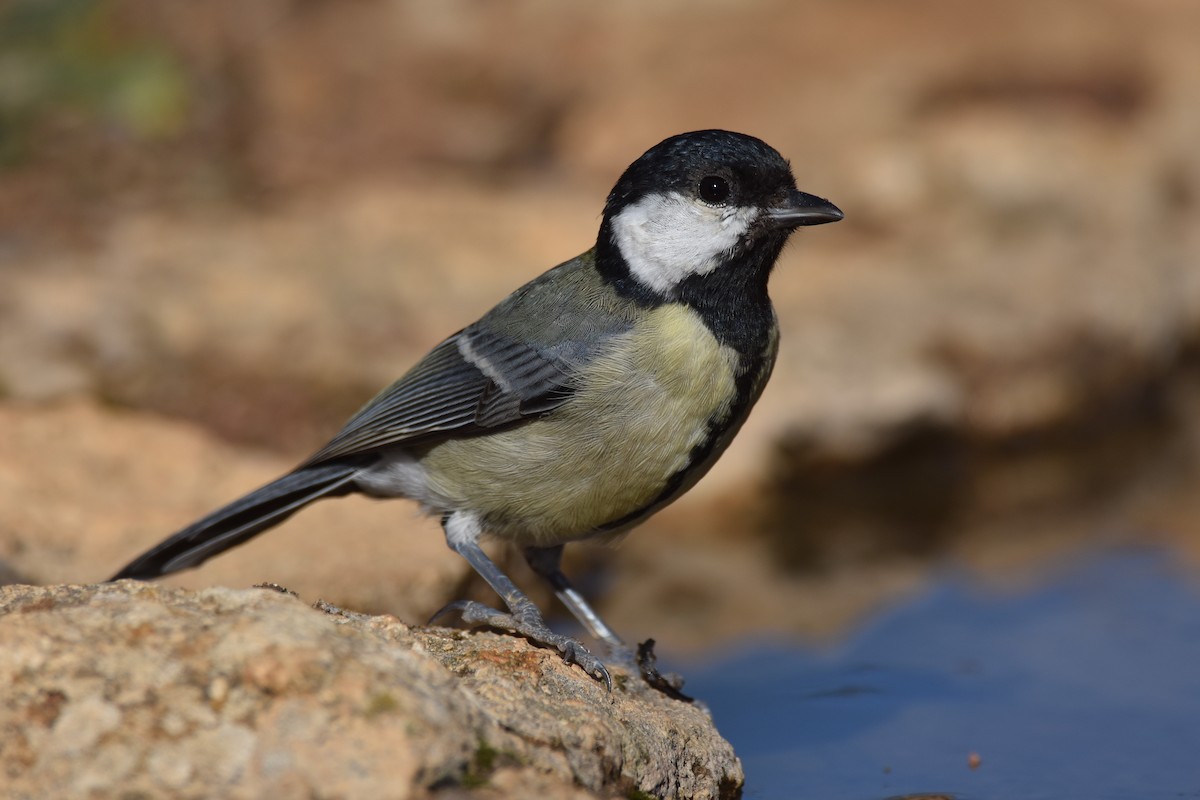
[698,175,730,205]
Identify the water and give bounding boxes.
[685,549,1200,800]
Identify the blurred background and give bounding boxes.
[2,0,1199,796]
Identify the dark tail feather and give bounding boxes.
[109,461,365,581]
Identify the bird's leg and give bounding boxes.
[524,544,691,701]
[433,513,611,688]
[522,544,625,651]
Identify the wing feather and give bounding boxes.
[303,329,579,465]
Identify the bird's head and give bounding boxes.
[597,130,842,299]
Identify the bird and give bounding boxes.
[109,129,843,688]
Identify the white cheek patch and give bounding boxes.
[611,192,759,295]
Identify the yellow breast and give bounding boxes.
[420,304,738,545]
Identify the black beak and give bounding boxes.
[764,190,844,229]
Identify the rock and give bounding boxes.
[0,581,743,799]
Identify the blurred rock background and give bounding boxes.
[2,0,1199,649]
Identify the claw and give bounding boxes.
[433,599,612,690]
[636,639,692,703]
[428,598,493,626]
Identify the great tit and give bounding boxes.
[110,130,843,687]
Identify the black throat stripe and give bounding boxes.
[594,219,783,358]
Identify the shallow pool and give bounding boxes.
[683,549,1200,800]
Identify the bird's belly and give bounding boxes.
[420,304,740,545]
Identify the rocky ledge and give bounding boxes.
[0,582,741,799]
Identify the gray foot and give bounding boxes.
[434,599,613,690]
[636,638,692,703]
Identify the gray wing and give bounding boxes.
[301,325,578,465]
